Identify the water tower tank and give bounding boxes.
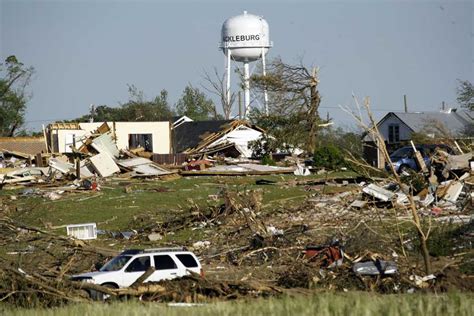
[221,11,270,62]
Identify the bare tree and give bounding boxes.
[201,67,236,120]
[251,57,322,153]
[341,96,432,274]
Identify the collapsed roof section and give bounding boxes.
[0,136,47,157]
[173,120,265,158]
[77,123,119,158]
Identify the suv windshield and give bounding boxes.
[100,255,132,272]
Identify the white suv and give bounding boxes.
[71,248,202,290]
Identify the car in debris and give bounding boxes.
[71,247,202,297]
[386,144,453,174]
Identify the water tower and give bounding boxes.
[220,11,272,118]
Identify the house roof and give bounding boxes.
[173,120,265,154]
[173,120,233,153]
[362,109,473,142]
[0,136,47,155]
[390,109,473,135]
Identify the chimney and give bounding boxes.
[403,95,408,113]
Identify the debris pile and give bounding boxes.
[0,217,286,308]
[0,136,472,309]
[0,123,174,190]
[180,162,295,176]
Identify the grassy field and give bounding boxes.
[4,292,473,316]
[1,172,473,314]
[1,172,356,232]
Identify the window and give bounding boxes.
[129,134,153,152]
[125,256,151,272]
[388,125,400,143]
[176,254,198,268]
[100,255,132,272]
[154,255,177,270]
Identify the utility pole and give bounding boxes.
[89,104,95,123]
[238,91,242,119]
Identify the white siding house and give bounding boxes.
[47,121,171,154]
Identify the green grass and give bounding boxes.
[2,172,357,232]
[3,292,473,316]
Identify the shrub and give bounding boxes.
[261,155,276,166]
[313,144,345,170]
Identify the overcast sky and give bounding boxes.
[1,0,473,132]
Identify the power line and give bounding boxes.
[319,106,393,112]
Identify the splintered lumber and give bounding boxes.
[114,272,284,301]
[410,141,428,173]
[116,284,167,296]
[1,266,88,303]
[180,170,294,176]
[131,267,156,288]
[0,217,118,257]
[69,281,117,296]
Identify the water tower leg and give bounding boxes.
[262,47,269,115]
[226,49,232,109]
[243,62,250,119]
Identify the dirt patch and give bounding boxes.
[434,267,474,292]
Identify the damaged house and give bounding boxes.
[45,121,171,154]
[0,136,48,168]
[363,109,473,168]
[46,122,172,179]
[44,118,265,165]
[172,119,264,159]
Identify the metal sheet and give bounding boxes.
[117,157,154,168]
[49,158,74,174]
[133,164,170,176]
[362,184,395,202]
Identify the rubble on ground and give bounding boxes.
[0,124,175,192]
[0,137,472,308]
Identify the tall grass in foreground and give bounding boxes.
[4,292,473,316]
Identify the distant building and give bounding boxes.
[363,109,473,167]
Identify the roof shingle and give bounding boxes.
[0,137,47,155]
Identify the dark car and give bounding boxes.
[386,144,453,173]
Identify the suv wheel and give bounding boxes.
[91,283,118,301]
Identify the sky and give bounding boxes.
[1,0,473,132]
